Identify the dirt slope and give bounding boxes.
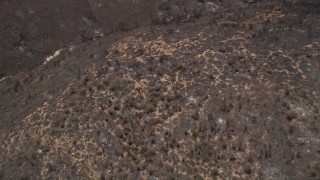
[0,0,320,179]
[0,0,216,77]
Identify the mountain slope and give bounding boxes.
[0,1,320,179]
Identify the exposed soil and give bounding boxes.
[0,0,320,179]
[0,0,216,77]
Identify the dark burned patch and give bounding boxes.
[192,142,214,162]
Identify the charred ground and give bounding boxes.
[0,0,320,179]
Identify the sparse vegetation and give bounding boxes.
[0,0,319,179]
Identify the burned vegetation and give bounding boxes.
[0,0,319,179]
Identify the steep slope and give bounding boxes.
[0,0,217,77]
[0,1,320,179]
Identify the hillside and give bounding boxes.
[0,0,319,179]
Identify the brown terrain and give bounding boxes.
[0,0,320,179]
